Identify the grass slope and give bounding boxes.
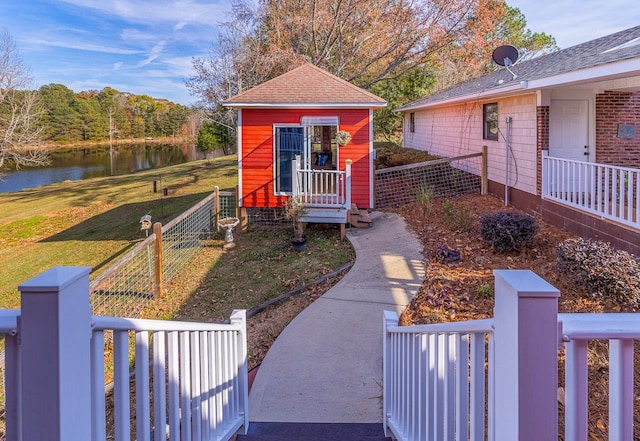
[0,156,238,307]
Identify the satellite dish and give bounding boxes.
[492,45,519,66]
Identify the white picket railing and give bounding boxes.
[542,152,640,228]
[384,270,640,441]
[3,266,249,441]
[292,157,351,208]
[92,312,248,441]
[383,313,494,441]
[559,313,640,441]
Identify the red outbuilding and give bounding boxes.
[224,63,387,231]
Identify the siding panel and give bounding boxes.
[240,108,373,208]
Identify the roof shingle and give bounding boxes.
[223,63,387,107]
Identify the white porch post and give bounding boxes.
[541,150,549,197]
[345,159,352,209]
[231,309,250,434]
[493,269,560,441]
[19,266,93,441]
[292,155,300,198]
[382,310,399,437]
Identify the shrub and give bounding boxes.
[433,244,461,263]
[442,201,475,233]
[556,238,640,307]
[479,210,537,252]
[476,283,493,298]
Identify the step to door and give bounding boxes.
[236,422,391,441]
[349,204,372,228]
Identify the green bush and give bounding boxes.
[479,210,537,252]
[442,201,475,233]
[556,238,640,307]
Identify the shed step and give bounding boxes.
[349,204,372,228]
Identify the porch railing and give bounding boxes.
[559,313,640,441]
[292,157,351,208]
[384,270,640,441]
[383,313,494,441]
[2,267,249,441]
[542,152,640,228]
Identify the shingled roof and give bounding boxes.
[223,63,387,108]
[397,25,640,112]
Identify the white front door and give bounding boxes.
[548,99,591,197]
[549,100,590,161]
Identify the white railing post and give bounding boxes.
[345,159,352,208]
[19,266,93,441]
[541,150,549,197]
[493,270,560,441]
[231,309,250,435]
[382,310,399,437]
[292,155,300,198]
[609,339,634,441]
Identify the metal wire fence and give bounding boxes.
[90,188,236,317]
[375,151,486,208]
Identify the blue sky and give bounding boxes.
[0,0,231,105]
[1,0,639,105]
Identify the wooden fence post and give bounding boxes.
[236,184,248,232]
[153,222,164,297]
[214,185,220,232]
[19,267,93,441]
[481,145,488,195]
[493,269,560,441]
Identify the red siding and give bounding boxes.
[240,108,372,208]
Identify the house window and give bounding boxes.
[483,103,499,141]
[409,112,415,133]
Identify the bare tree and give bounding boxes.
[0,28,47,177]
[187,0,269,134]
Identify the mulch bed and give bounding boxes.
[390,193,639,440]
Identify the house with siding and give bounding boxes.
[396,25,640,254]
[224,63,386,232]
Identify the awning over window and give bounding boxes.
[300,116,339,126]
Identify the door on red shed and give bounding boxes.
[274,126,306,193]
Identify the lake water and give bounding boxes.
[0,142,228,193]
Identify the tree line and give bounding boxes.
[187,0,557,140]
[38,83,192,144]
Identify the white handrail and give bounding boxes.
[7,267,249,441]
[559,313,640,441]
[383,312,494,441]
[295,168,347,207]
[542,152,640,228]
[91,310,249,441]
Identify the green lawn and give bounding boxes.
[0,156,238,308]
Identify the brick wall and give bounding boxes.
[536,106,549,196]
[595,91,640,167]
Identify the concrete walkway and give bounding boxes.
[248,211,425,423]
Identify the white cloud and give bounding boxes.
[58,0,232,27]
[24,37,141,55]
[137,41,167,67]
[113,62,123,70]
[174,21,188,31]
